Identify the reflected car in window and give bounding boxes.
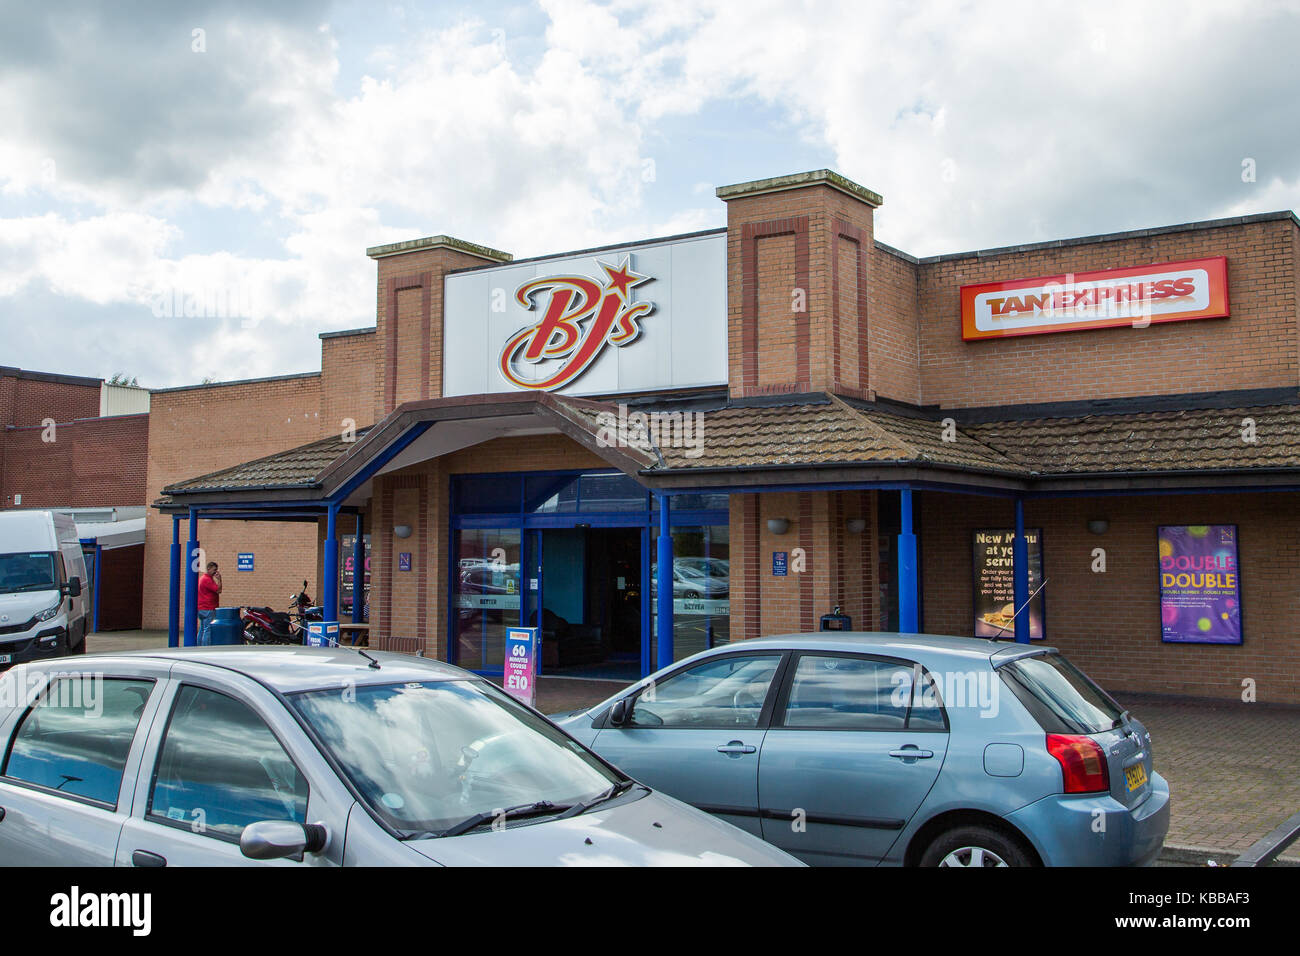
[555,633,1170,867]
[0,648,799,867]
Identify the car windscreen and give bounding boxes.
[289,678,622,834]
[997,652,1125,735]
[0,552,57,595]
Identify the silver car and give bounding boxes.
[0,647,798,866]
[555,633,1171,867]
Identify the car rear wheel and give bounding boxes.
[920,825,1032,868]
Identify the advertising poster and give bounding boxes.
[1159,525,1242,644]
[503,627,539,706]
[972,529,1045,639]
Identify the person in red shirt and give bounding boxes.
[197,561,222,643]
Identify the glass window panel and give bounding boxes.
[524,474,579,514]
[4,677,154,805]
[781,655,914,731]
[628,654,780,729]
[577,473,647,513]
[149,685,308,839]
[453,528,521,672]
[651,524,730,663]
[454,475,521,515]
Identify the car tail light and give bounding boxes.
[1046,733,1110,794]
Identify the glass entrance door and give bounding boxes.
[452,528,521,673]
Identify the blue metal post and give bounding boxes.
[655,492,674,670]
[168,516,180,647]
[323,503,339,623]
[183,508,199,647]
[898,488,919,633]
[351,513,364,624]
[1013,496,1030,644]
[92,544,102,633]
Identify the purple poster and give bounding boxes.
[1159,525,1242,644]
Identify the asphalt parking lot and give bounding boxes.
[84,631,1300,863]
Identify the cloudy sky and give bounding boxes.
[2,0,1299,388]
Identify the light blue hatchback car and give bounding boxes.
[554,633,1171,867]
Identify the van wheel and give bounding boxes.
[920,825,1032,868]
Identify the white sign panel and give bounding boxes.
[443,232,727,397]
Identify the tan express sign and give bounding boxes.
[960,257,1229,341]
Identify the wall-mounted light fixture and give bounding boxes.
[845,517,867,534]
[766,517,790,535]
[393,524,413,539]
[1087,518,1109,535]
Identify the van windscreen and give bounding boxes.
[0,552,58,594]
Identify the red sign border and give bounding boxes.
[960,256,1230,342]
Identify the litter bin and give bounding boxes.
[819,606,851,631]
[202,607,243,646]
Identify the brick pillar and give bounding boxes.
[717,170,882,400]
[367,235,513,416]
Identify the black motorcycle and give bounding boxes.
[241,581,323,645]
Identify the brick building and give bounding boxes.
[1,367,150,630]
[154,168,1300,704]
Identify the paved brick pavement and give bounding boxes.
[1116,692,1300,861]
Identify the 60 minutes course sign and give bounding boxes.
[960,257,1229,341]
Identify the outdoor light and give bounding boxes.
[1087,518,1109,535]
[393,524,412,539]
[845,517,867,534]
[767,517,790,535]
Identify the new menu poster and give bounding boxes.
[1159,525,1242,644]
[972,529,1044,640]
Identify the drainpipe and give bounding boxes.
[656,492,674,670]
[183,508,199,646]
[1013,495,1030,644]
[168,515,180,647]
[898,488,919,633]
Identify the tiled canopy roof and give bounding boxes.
[965,403,1300,475]
[158,391,1300,503]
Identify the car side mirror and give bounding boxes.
[609,698,630,726]
[62,577,82,598]
[240,820,328,861]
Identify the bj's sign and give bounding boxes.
[443,232,727,397]
[960,257,1229,341]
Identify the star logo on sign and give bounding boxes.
[599,256,651,303]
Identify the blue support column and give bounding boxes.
[323,504,340,624]
[898,488,919,633]
[168,515,181,647]
[183,509,199,647]
[655,493,674,670]
[351,513,364,624]
[1013,495,1030,644]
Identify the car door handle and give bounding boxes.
[132,850,166,868]
[889,748,934,759]
[717,741,756,755]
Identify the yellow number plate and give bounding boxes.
[1125,763,1148,792]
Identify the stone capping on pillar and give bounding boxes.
[715,168,883,207]
[365,234,513,262]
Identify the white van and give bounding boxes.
[0,511,90,667]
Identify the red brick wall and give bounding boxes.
[869,246,921,403]
[919,490,1300,704]
[0,373,101,428]
[916,218,1300,407]
[320,332,378,435]
[142,375,324,629]
[2,414,147,509]
[724,184,877,398]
